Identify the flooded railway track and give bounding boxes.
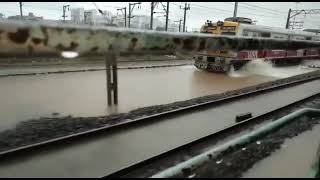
[0,72,319,177]
[107,94,320,178]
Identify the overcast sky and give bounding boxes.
[1,2,320,30]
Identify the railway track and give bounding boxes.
[0,74,319,177]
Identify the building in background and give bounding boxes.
[84,9,97,25]
[8,12,43,21]
[167,20,179,32]
[130,15,150,29]
[71,8,84,24]
[128,15,167,30]
[94,10,114,26]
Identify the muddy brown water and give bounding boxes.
[0,80,318,178]
[0,58,316,131]
[0,65,276,130]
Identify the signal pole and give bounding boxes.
[128,2,141,28]
[19,2,23,19]
[180,3,190,32]
[62,4,70,22]
[233,2,238,18]
[117,7,127,27]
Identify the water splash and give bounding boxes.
[229,59,315,78]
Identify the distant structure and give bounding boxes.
[95,10,114,26]
[303,29,320,35]
[8,12,43,21]
[71,8,84,24]
[118,15,178,31]
[71,8,114,26]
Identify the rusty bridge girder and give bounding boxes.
[0,19,319,57]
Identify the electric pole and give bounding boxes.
[233,2,238,18]
[165,2,169,31]
[117,7,127,27]
[285,8,291,29]
[150,2,158,30]
[62,4,70,22]
[285,8,320,30]
[128,2,141,28]
[180,3,190,32]
[19,2,23,19]
[151,2,169,31]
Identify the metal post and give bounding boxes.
[19,2,23,19]
[106,53,112,105]
[112,53,118,105]
[233,2,238,18]
[150,2,154,30]
[285,8,292,29]
[128,3,132,28]
[105,51,118,105]
[183,3,187,32]
[124,7,127,27]
[165,2,169,31]
[62,5,70,23]
[128,2,141,28]
[182,3,190,32]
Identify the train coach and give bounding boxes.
[195,17,320,72]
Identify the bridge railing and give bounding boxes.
[0,19,320,57]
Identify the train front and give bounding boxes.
[194,19,244,73]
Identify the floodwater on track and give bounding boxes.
[0,61,316,130]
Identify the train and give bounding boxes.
[194,17,320,73]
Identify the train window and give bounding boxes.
[242,30,248,36]
[261,32,271,38]
[271,33,288,40]
[294,36,306,40]
[221,32,236,36]
[313,37,320,41]
[306,37,312,40]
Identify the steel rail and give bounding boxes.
[0,74,319,162]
